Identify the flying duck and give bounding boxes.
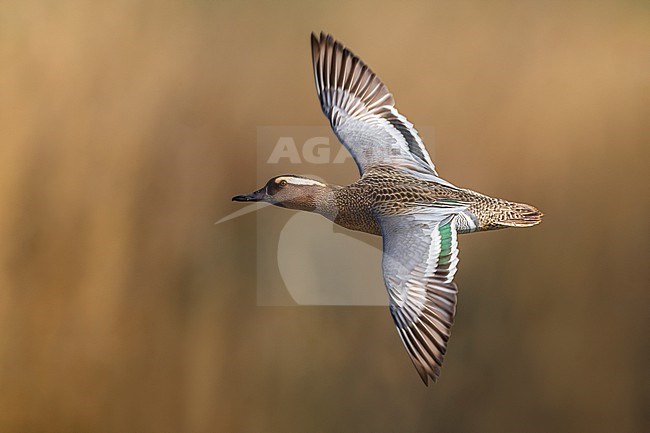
[233,33,542,384]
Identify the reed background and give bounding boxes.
[1,1,648,432]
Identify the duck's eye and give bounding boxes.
[279,180,287,187]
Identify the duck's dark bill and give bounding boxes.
[232,188,266,202]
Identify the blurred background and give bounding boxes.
[0,0,648,432]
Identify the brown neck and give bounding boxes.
[310,184,342,221]
[277,183,341,218]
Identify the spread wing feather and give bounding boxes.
[379,209,462,384]
[311,32,437,175]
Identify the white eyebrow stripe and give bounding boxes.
[276,176,326,187]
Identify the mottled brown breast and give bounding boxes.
[332,183,382,235]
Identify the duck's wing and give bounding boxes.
[378,208,463,384]
[311,32,437,176]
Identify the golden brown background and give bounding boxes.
[1,1,648,432]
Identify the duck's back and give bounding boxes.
[331,166,541,236]
[331,166,461,235]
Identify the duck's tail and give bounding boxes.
[497,200,543,228]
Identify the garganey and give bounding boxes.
[233,33,542,385]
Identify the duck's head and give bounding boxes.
[232,175,329,211]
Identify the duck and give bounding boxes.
[233,32,542,385]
